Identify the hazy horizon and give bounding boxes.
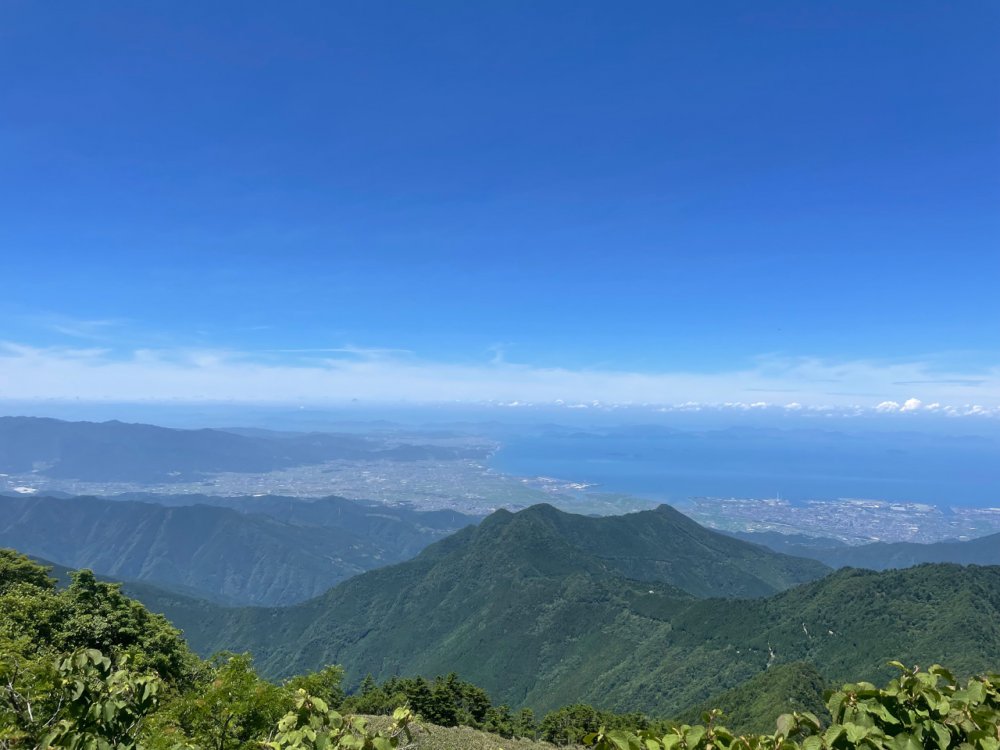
[1,2,996,425]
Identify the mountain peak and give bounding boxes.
[412,502,830,599]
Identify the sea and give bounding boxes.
[486,427,1000,508]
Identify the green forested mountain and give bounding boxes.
[0,495,414,605]
[12,502,997,722]
[94,504,835,707]
[780,531,1000,571]
[732,528,1000,571]
[117,492,480,560]
[29,553,242,604]
[671,662,829,734]
[6,548,998,750]
[8,552,837,739]
[151,557,1000,717]
[723,531,848,554]
[478,504,832,598]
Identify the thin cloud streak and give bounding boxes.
[23,314,124,341]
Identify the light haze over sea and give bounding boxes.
[488,428,998,509]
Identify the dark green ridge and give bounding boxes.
[786,531,1000,570]
[0,495,393,605]
[15,512,1000,719]
[104,505,995,713]
[135,560,1000,717]
[672,662,830,735]
[29,554,237,606]
[3,493,478,605]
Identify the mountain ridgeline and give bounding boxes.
[0,494,478,605]
[115,492,477,560]
[4,500,1000,724]
[732,529,1000,570]
[5,548,999,750]
[120,503,1000,715]
[108,504,997,715]
[0,416,487,483]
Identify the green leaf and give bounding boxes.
[686,725,707,747]
[607,729,636,750]
[846,724,870,744]
[966,683,986,705]
[886,734,922,750]
[929,666,956,686]
[776,715,796,738]
[828,693,848,721]
[931,722,951,750]
[797,713,821,733]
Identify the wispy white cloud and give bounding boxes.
[0,341,996,417]
[25,314,123,340]
[264,347,413,357]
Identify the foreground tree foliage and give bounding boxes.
[265,694,414,750]
[1,550,999,750]
[585,664,1000,750]
[145,652,292,750]
[0,648,160,750]
[538,704,662,745]
[0,550,196,685]
[339,673,531,737]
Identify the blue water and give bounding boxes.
[487,427,1000,508]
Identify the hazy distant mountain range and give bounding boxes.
[731,529,1000,570]
[0,494,477,605]
[0,416,487,483]
[115,492,478,559]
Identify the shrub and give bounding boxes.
[584,663,1000,750]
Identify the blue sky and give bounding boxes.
[0,1,997,419]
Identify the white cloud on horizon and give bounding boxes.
[0,341,997,417]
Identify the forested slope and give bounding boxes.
[671,662,829,734]
[111,505,1000,717]
[120,492,480,559]
[789,531,1000,570]
[192,563,998,716]
[0,495,396,605]
[31,553,241,604]
[514,504,830,597]
[733,528,1000,571]
[6,547,998,750]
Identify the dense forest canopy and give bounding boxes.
[108,506,1000,717]
[2,550,999,750]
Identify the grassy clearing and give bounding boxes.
[360,715,581,750]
